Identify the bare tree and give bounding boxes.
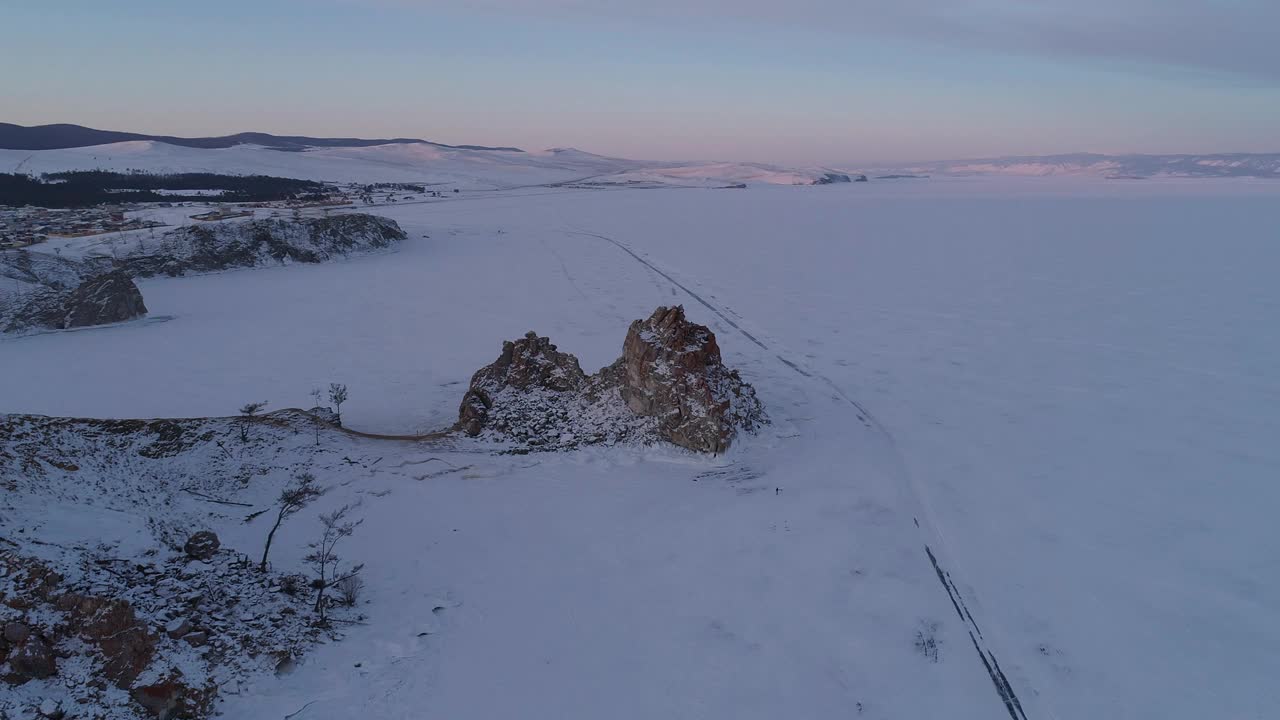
[238,401,267,443]
[260,472,324,571]
[309,387,324,445]
[305,505,363,625]
[327,383,348,426]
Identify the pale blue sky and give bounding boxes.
[4,0,1278,163]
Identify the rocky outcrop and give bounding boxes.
[116,214,407,278]
[455,306,766,453]
[2,269,147,333]
[618,306,765,453]
[60,270,147,328]
[8,635,57,681]
[457,332,588,438]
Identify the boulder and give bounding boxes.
[133,677,216,720]
[132,679,188,719]
[163,618,192,640]
[182,631,209,647]
[618,306,765,453]
[9,636,57,681]
[4,621,30,644]
[182,531,220,561]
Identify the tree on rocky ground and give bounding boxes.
[260,472,324,572]
[328,383,348,426]
[305,504,363,626]
[238,401,267,443]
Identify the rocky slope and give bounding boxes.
[115,214,406,278]
[0,411,364,720]
[456,306,766,453]
[0,249,92,292]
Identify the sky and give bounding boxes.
[3,0,1279,164]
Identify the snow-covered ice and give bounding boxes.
[3,176,1279,718]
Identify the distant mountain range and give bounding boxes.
[872,152,1280,179]
[0,123,523,153]
[5,123,1278,184]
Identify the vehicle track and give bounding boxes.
[562,226,1041,720]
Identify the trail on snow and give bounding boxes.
[560,225,1042,720]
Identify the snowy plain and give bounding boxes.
[4,173,1280,718]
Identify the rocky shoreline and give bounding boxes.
[1,214,406,335]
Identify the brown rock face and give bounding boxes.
[60,594,157,688]
[456,331,587,437]
[619,306,765,453]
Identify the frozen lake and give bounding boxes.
[4,177,1279,718]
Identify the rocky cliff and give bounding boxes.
[116,214,406,277]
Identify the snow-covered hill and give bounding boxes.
[0,141,852,189]
[869,152,1280,179]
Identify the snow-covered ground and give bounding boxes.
[4,177,1279,718]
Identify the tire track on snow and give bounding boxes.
[562,227,1039,720]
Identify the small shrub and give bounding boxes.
[335,575,365,606]
[279,574,304,596]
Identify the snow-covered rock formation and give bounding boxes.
[617,306,765,453]
[456,306,766,453]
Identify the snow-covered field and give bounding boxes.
[4,177,1279,718]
